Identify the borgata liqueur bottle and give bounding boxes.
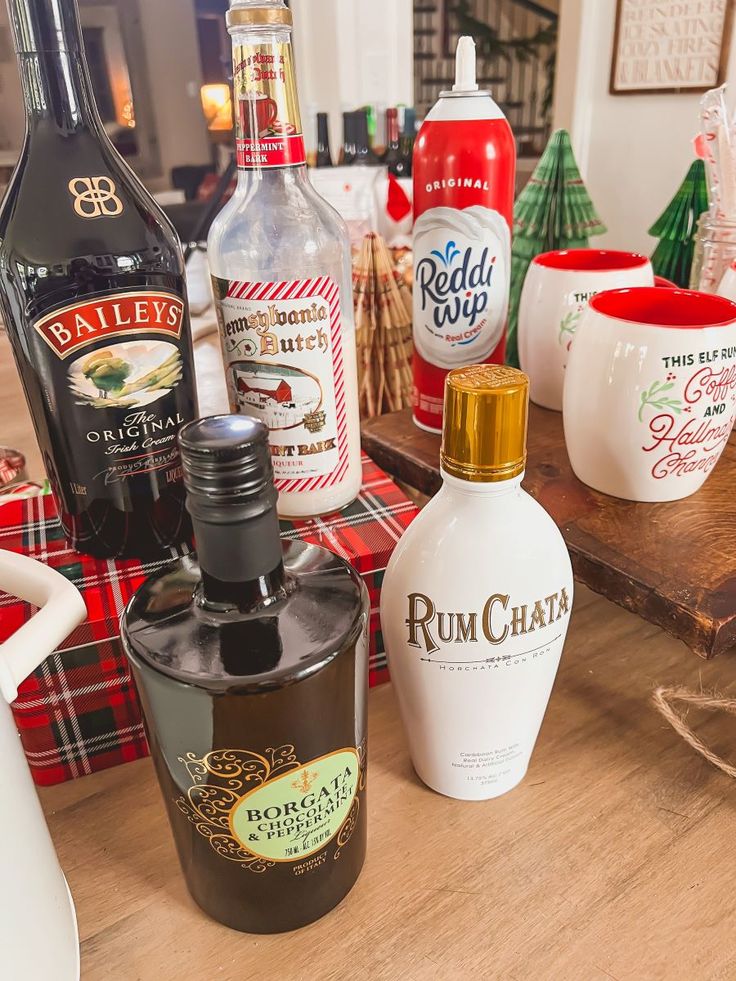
[381,366,573,801]
[208,0,362,517]
[412,37,515,433]
[121,415,368,933]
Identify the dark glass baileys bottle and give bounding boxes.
[121,415,368,933]
[0,0,197,558]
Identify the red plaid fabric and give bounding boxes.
[0,453,417,785]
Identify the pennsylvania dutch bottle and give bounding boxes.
[208,0,361,518]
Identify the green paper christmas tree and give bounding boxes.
[648,159,708,288]
[507,129,607,367]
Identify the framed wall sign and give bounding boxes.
[610,0,734,95]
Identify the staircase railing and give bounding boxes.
[413,0,558,158]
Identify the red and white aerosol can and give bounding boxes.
[412,36,516,432]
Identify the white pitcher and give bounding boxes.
[0,549,86,981]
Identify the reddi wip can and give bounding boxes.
[412,36,516,433]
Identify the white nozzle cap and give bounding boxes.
[453,36,478,92]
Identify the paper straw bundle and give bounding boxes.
[696,85,736,291]
[352,233,413,418]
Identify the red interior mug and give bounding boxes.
[563,286,736,501]
[518,249,654,411]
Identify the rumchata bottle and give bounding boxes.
[381,366,573,800]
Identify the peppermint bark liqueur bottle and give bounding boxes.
[0,0,197,558]
[208,0,362,518]
[121,415,369,934]
[381,366,573,800]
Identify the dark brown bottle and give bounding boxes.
[353,109,380,166]
[0,0,197,558]
[121,415,369,934]
[399,106,416,178]
[315,111,333,167]
[383,107,407,177]
[340,110,357,165]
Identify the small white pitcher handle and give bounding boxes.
[0,549,86,704]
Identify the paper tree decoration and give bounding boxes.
[648,159,708,288]
[507,129,607,367]
[353,234,413,418]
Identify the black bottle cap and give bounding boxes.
[9,0,83,54]
[179,415,277,525]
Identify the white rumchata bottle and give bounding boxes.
[208,0,361,518]
[381,365,573,800]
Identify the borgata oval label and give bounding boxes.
[413,205,510,369]
[230,748,359,862]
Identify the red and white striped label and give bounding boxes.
[214,275,348,494]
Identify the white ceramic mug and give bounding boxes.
[519,249,654,410]
[563,287,736,502]
[0,549,86,981]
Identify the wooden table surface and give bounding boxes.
[4,332,736,978]
[363,407,736,660]
[38,588,736,981]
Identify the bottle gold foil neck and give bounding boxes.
[440,365,529,482]
[227,6,293,27]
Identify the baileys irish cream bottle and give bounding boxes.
[208,0,362,518]
[381,366,573,800]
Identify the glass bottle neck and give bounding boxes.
[234,160,310,191]
[20,50,100,133]
[10,0,101,134]
[193,505,287,612]
[201,563,286,612]
[440,469,525,499]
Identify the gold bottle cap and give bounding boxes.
[441,365,529,482]
[227,4,292,27]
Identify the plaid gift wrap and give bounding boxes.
[0,453,417,786]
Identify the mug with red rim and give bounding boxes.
[654,275,677,289]
[518,248,654,411]
[563,286,736,502]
